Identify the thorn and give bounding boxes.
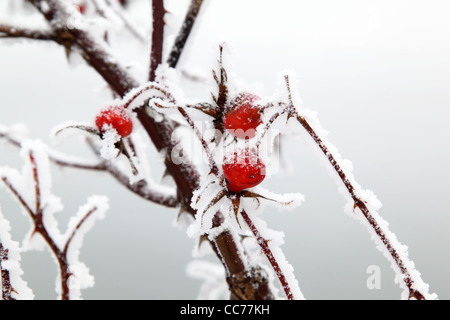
[198,234,209,249]
[176,205,186,221]
[259,239,271,255]
[162,169,170,179]
[212,70,219,85]
[64,47,71,61]
[231,196,242,229]
[287,113,294,123]
[222,68,228,83]
[30,227,39,240]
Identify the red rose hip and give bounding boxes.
[224,92,263,139]
[95,106,133,138]
[222,149,266,193]
[74,2,87,14]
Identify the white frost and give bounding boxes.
[0,207,35,300]
[186,260,228,300]
[283,71,437,300]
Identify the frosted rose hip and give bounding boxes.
[222,149,266,193]
[95,106,133,138]
[224,92,263,139]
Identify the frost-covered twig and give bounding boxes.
[177,107,220,177]
[240,209,301,300]
[0,141,108,300]
[206,212,275,300]
[84,137,178,207]
[166,0,205,68]
[0,242,14,300]
[15,0,276,299]
[284,75,435,300]
[26,0,139,96]
[0,207,34,301]
[0,23,54,41]
[1,126,177,208]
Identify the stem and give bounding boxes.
[22,0,275,300]
[285,75,427,300]
[0,24,54,41]
[166,0,204,68]
[240,209,295,300]
[149,0,165,81]
[0,243,15,300]
[177,107,220,177]
[1,152,105,300]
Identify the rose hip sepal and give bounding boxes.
[222,149,266,193]
[224,92,263,139]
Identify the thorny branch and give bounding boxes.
[283,75,427,300]
[240,209,294,300]
[166,0,204,68]
[0,242,15,300]
[16,0,275,299]
[0,130,178,208]
[1,151,101,300]
[0,24,54,40]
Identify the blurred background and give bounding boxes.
[0,0,449,299]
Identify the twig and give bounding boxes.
[63,207,97,255]
[1,151,102,300]
[0,23,54,41]
[177,107,220,177]
[0,243,15,300]
[0,129,177,208]
[85,137,178,207]
[166,0,205,68]
[22,0,275,300]
[240,209,295,300]
[149,0,165,81]
[284,75,429,300]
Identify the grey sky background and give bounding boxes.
[0,0,449,299]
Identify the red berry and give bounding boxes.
[222,149,266,193]
[75,2,87,14]
[224,92,263,139]
[95,106,133,137]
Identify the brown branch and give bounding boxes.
[27,152,72,300]
[166,0,205,68]
[0,243,15,300]
[149,0,165,81]
[208,212,274,300]
[23,0,275,300]
[1,151,103,300]
[240,209,295,300]
[1,178,35,218]
[1,168,71,299]
[1,129,177,208]
[285,75,427,300]
[0,23,54,41]
[63,207,97,256]
[84,138,178,207]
